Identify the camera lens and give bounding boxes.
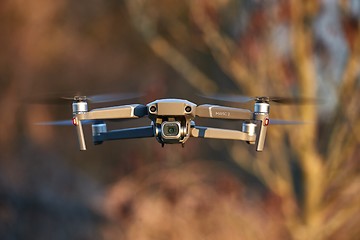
[162,122,180,137]
[168,126,176,134]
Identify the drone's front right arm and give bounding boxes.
[196,104,253,120]
[195,104,269,151]
[190,126,256,143]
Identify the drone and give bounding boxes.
[38,94,310,151]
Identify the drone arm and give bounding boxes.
[77,104,147,121]
[75,118,87,150]
[196,104,253,120]
[191,126,256,142]
[72,104,147,150]
[93,126,154,144]
[254,114,269,152]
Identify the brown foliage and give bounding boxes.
[103,161,289,240]
[0,0,359,239]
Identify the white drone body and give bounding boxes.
[71,98,271,151]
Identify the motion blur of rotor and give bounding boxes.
[200,94,319,104]
[26,92,142,105]
[268,119,309,125]
[35,119,97,126]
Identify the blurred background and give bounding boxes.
[0,0,359,239]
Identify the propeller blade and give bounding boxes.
[267,97,319,104]
[269,119,309,125]
[87,93,142,103]
[199,94,253,103]
[200,94,319,105]
[27,96,71,105]
[35,120,95,126]
[26,92,142,105]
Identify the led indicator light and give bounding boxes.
[72,117,78,126]
[264,118,269,126]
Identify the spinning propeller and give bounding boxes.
[27,92,142,105]
[36,119,97,126]
[30,92,142,126]
[200,94,319,104]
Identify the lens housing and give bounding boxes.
[161,121,181,139]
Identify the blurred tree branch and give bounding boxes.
[123,0,359,239]
[126,0,217,94]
